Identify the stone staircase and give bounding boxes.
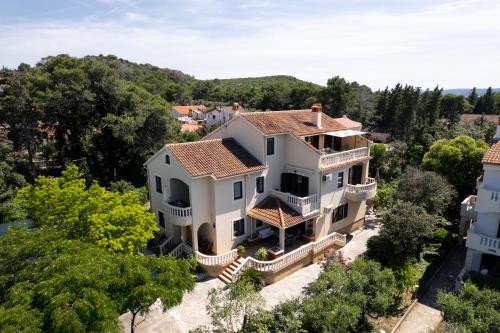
[218,257,245,284]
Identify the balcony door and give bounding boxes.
[349,165,363,185]
[281,173,309,197]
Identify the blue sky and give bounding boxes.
[1,0,499,89]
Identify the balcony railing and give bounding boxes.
[460,195,477,220]
[320,147,369,169]
[345,177,377,201]
[466,224,500,254]
[165,202,193,226]
[271,190,319,215]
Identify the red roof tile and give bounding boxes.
[167,138,265,179]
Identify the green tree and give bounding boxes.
[367,202,436,265]
[421,135,488,199]
[440,94,466,124]
[15,165,158,254]
[242,299,305,333]
[467,87,478,106]
[0,140,26,222]
[0,227,193,333]
[302,258,397,332]
[206,281,265,333]
[396,166,456,215]
[321,76,356,117]
[437,282,500,333]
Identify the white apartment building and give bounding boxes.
[145,104,376,283]
[461,123,500,278]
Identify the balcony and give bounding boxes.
[466,224,500,255]
[460,195,477,220]
[270,189,319,216]
[345,177,377,201]
[165,201,193,227]
[320,147,369,169]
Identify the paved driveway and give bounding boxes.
[120,218,380,332]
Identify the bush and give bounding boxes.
[393,260,420,293]
[240,268,265,291]
[255,247,268,261]
[372,180,398,209]
[437,282,500,333]
[237,244,245,255]
[432,227,449,241]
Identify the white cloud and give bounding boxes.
[1,0,499,89]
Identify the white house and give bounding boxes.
[145,104,376,283]
[204,103,245,127]
[170,105,206,123]
[461,120,500,278]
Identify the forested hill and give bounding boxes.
[442,88,500,96]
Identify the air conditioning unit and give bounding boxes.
[324,205,333,214]
[322,173,333,182]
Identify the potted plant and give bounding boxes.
[237,244,246,256]
[255,247,268,261]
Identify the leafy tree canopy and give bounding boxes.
[14,165,158,254]
[421,135,488,199]
[396,166,456,215]
[0,227,194,333]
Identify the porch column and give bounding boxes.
[181,226,186,243]
[192,226,199,251]
[279,228,285,250]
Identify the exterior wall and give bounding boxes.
[205,110,230,126]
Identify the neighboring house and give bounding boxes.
[461,119,500,278]
[171,105,207,123]
[145,104,376,283]
[203,103,245,127]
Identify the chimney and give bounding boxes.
[311,103,322,128]
[495,117,500,141]
[232,102,241,118]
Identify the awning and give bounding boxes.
[324,129,366,138]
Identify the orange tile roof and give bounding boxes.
[240,110,347,136]
[172,105,206,115]
[167,138,265,179]
[247,196,318,228]
[181,123,202,133]
[333,116,362,129]
[482,141,500,165]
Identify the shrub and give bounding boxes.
[240,268,265,291]
[372,180,398,209]
[393,259,420,293]
[432,227,449,241]
[255,247,268,261]
[237,244,245,255]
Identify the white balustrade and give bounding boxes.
[195,249,238,266]
[231,257,251,283]
[466,224,500,254]
[167,243,184,257]
[460,195,477,219]
[159,235,175,255]
[271,189,319,215]
[166,204,192,217]
[320,147,369,168]
[346,177,377,194]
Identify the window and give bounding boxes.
[332,203,349,223]
[165,154,170,164]
[255,219,263,228]
[155,176,162,193]
[212,115,216,120]
[256,176,264,193]
[158,211,165,228]
[233,218,245,237]
[233,181,243,200]
[266,137,275,155]
[337,172,344,188]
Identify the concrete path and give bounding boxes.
[394,246,466,333]
[120,219,380,332]
[395,303,442,333]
